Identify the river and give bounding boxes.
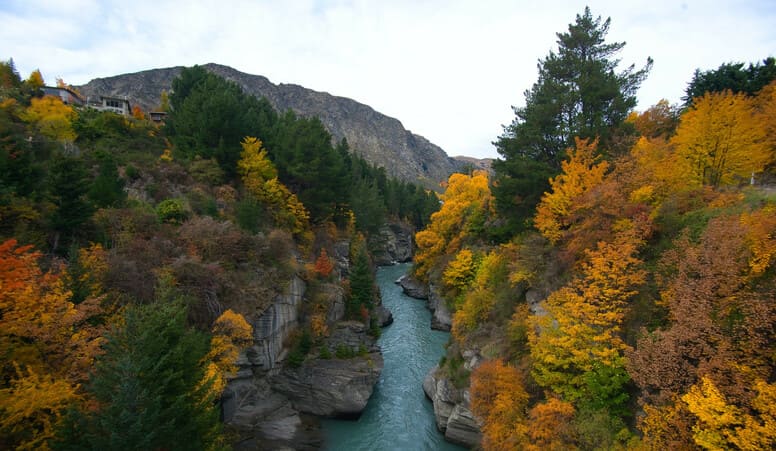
[321,263,467,451]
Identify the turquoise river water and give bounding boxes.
[321,263,467,451]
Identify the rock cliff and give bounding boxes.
[77,63,464,189]
[369,222,414,266]
[272,321,383,418]
[423,365,481,448]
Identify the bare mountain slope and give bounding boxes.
[78,63,463,189]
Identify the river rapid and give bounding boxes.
[321,263,467,451]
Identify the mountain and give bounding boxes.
[77,63,464,189]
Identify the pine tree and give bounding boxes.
[493,7,651,232]
[63,302,223,450]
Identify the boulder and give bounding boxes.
[374,305,394,327]
[397,274,429,300]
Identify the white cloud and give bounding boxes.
[2,0,774,158]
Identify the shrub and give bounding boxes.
[156,198,189,224]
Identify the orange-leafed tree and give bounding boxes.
[131,105,145,120]
[313,248,334,278]
[470,359,529,450]
[628,99,680,139]
[534,137,609,244]
[526,397,577,450]
[0,239,113,449]
[671,90,770,186]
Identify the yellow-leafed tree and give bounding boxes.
[21,95,76,142]
[672,90,771,187]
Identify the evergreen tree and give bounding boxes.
[59,302,222,450]
[683,57,776,105]
[493,7,651,232]
[270,112,349,222]
[166,65,277,178]
[46,153,93,252]
[348,242,374,318]
[88,153,125,208]
[349,177,386,233]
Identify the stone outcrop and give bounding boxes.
[423,365,481,448]
[428,284,453,331]
[369,223,414,266]
[77,64,465,190]
[272,321,383,418]
[396,273,429,300]
[222,275,318,448]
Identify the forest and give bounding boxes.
[416,7,776,450]
[0,61,438,449]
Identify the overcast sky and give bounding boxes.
[2,1,775,159]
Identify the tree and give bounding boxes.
[166,65,277,178]
[534,137,608,244]
[671,90,770,186]
[237,136,309,235]
[347,240,374,319]
[21,95,76,142]
[413,170,492,280]
[68,302,223,450]
[493,7,651,231]
[26,69,44,90]
[0,363,78,451]
[684,57,776,104]
[270,112,349,222]
[45,153,93,251]
[529,228,645,403]
[87,153,126,208]
[470,359,530,450]
[313,248,334,278]
[204,309,253,397]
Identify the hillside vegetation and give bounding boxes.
[417,8,776,450]
[0,61,438,449]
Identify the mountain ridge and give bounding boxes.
[77,63,466,189]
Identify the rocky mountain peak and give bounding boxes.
[77,64,464,189]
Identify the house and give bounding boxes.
[86,95,132,116]
[41,86,85,106]
[149,111,167,124]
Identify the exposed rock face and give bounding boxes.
[272,321,383,417]
[428,284,453,331]
[369,223,414,266]
[77,63,464,189]
[222,275,320,449]
[244,275,306,371]
[423,365,481,448]
[396,273,429,300]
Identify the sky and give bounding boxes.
[2,1,775,159]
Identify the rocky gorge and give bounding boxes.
[219,223,414,449]
[399,273,483,449]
